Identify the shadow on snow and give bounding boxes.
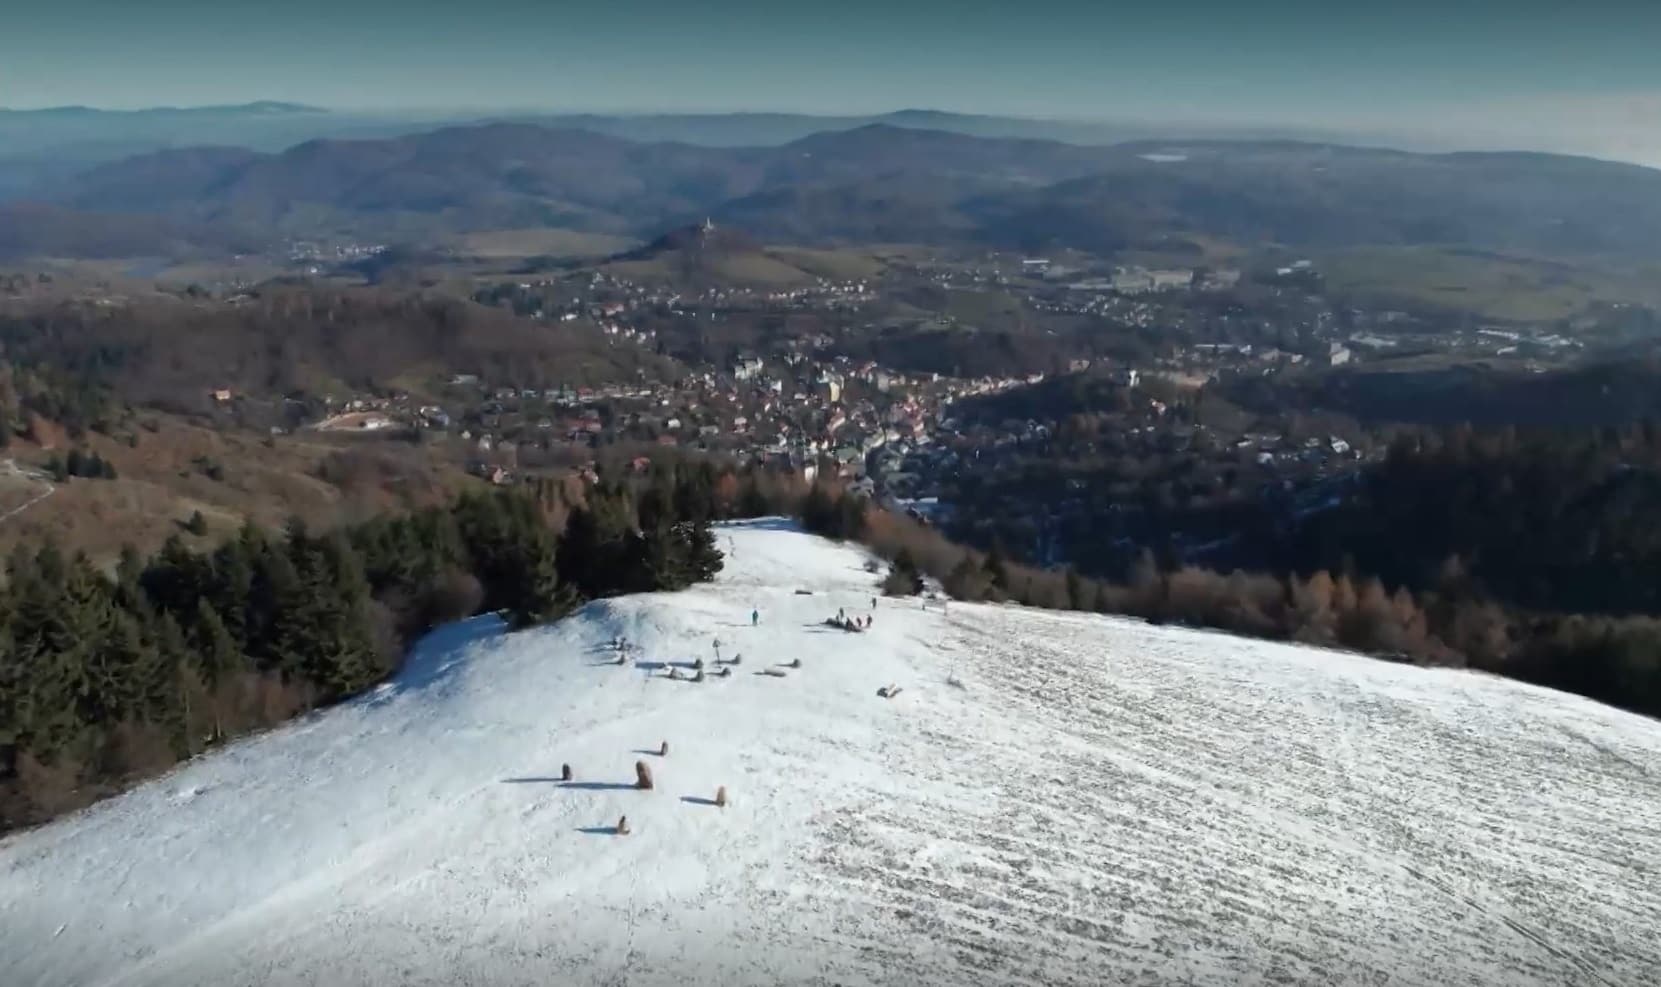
[500,779,639,791]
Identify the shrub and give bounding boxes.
[425,568,485,625]
[635,760,654,790]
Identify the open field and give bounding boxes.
[4,522,1657,986]
[0,416,475,565]
[605,250,817,287]
[763,246,887,282]
[1318,247,1661,322]
[455,228,639,260]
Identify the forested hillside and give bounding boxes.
[0,463,740,832]
[0,287,675,415]
[21,124,1661,259]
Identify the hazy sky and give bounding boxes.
[4,0,1660,162]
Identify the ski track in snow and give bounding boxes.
[3,519,1660,987]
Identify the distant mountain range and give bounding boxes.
[8,119,1661,263]
[0,102,1457,157]
[1,101,325,116]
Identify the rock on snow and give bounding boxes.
[3,519,1659,987]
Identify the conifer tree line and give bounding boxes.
[0,461,739,832]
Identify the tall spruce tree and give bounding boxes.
[685,519,724,583]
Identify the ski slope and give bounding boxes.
[3,519,1660,987]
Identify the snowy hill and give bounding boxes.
[3,520,1660,987]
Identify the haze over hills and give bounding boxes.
[13,122,1661,263]
[0,104,1278,200]
[0,102,1573,162]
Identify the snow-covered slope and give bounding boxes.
[4,520,1660,987]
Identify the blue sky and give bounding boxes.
[3,0,1659,161]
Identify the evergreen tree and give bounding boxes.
[208,534,256,648]
[738,477,770,518]
[635,522,689,592]
[800,485,838,537]
[86,610,150,729]
[882,548,924,597]
[113,544,147,614]
[141,535,210,619]
[245,533,304,674]
[191,598,246,688]
[685,519,724,582]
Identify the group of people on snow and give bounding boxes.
[826,605,873,632]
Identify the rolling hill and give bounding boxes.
[0,284,677,408]
[23,124,1661,263]
[598,221,854,288]
[1225,357,1661,428]
[2,521,1657,986]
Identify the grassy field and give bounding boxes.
[604,250,816,288]
[941,287,1029,331]
[763,246,886,282]
[0,416,477,567]
[1117,233,1250,270]
[456,228,638,260]
[1318,247,1661,322]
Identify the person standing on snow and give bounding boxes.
[751,609,759,627]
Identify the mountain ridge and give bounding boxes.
[12,122,1661,261]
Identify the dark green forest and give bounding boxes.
[0,463,735,832]
[803,436,1661,724]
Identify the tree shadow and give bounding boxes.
[576,826,623,836]
[722,517,798,533]
[501,778,639,791]
[355,614,507,708]
[635,660,667,671]
[680,795,719,807]
[632,749,667,756]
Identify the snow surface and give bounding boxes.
[3,519,1660,987]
